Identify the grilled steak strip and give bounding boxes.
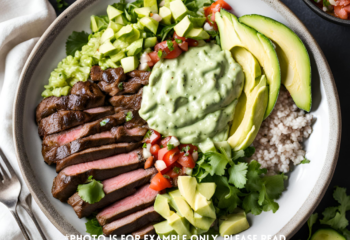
[103,206,161,236]
[131,224,156,239]
[99,77,149,96]
[126,70,151,81]
[43,126,147,165]
[52,149,145,202]
[97,184,158,226]
[38,106,114,137]
[56,142,141,172]
[124,111,147,129]
[90,66,104,81]
[42,111,129,148]
[68,168,157,218]
[36,81,105,123]
[109,89,143,111]
[90,66,126,84]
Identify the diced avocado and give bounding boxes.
[107,5,123,20]
[154,221,177,238]
[154,194,172,219]
[101,28,116,43]
[215,10,281,118]
[126,38,143,56]
[108,21,123,33]
[144,37,158,48]
[185,28,210,40]
[239,14,312,112]
[168,189,182,213]
[135,7,151,18]
[116,25,140,42]
[193,212,215,231]
[121,56,139,73]
[110,51,125,63]
[219,209,250,236]
[228,75,268,151]
[311,229,346,240]
[144,0,158,13]
[214,141,232,159]
[139,17,159,35]
[170,0,187,21]
[197,183,216,200]
[174,16,193,37]
[90,15,108,33]
[114,14,128,25]
[113,39,129,50]
[198,138,216,153]
[164,0,174,8]
[190,226,208,235]
[159,6,173,25]
[194,193,216,219]
[178,176,197,208]
[168,213,192,236]
[188,15,206,28]
[99,41,116,54]
[172,196,195,225]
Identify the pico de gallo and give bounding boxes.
[313,0,350,20]
[142,129,199,191]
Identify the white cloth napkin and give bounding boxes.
[0,0,67,239]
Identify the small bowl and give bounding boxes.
[302,0,350,26]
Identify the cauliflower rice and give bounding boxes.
[251,88,313,173]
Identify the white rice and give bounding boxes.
[250,88,313,173]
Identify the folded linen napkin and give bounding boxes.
[0,0,67,239]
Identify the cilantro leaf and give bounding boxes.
[65,31,89,56]
[112,0,127,11]
[243,193,262,215]
[244,146,255,158]
[205,152,229,176]
[228,162,248,189]
[307,213,318,240]
[232,150,245,161]
[100,118,110,127]
[264,174,285,200]
[245,160,267,192]
[333,187,350,211]
[78,178,105,204]
[212,176,241,214]
[157,24,176,41]
[300,158,311,164]
[126,111,133,121]
[85,216,103,236]
[56,0,68,11]
[343,229,350,240]
[320,212,348,230]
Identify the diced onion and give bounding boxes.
[329,0,336,5]
[138,62,149,71]
[140,52,151,64]
[159,0,165,7]
[185,167,193,176]
[155,160,167,171]
[143,144,152,159]
[192,151,199,162]
[204,22,214,31]
[168,136,180,147]
[152,14,162,22]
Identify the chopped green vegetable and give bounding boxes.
[85,215,103,236]
[167,40,174,51]
[118,82,124,90]
[228,162,248,189]
[182,146,191,152]
[144,130,152,139]
[100,118,110,127]
[142,143,147,148]
[175,39,183,44]
[173,167,180,174]
[65,31,90,56]
[301,158,311,164]
[158,50,163,58]
[167,143,174,150]
[157,24,176,41]
[56,0,68,11]
[126,111,133,121]
[307,213,318,240]
[77,177,105,204]
[244,146,255,158]
[164,174,170,179]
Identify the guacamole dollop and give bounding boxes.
[139,43,244,143]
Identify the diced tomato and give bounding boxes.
[163,147,180,167]
[173,32,187,41]
[177,152,196,168]
[158,147,169,161]
[178,41,188,51]
[150,172,172,191]
[144,156,154,169]
[334,5,349,19]
[187,39,199,47]
[167,163,183,178]
[149,51,160,65]
[204,0,232,30]
[154,40,183,59]
[179,144,198,154]
[144,130,161,145]
[160,136,172,148]
[150,144,161,159]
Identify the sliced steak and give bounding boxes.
[109,88,143,111]
[56,142,141,172]
[68,168,157,218]
[90,66,126,84]
[43,126,147,165]
[42,111,128,148]
[99,77,149,97]
[39,107,114,137]
[103,206,161,236]
[124,111,147,129]
[131,224,156,239]
[97,184,158,226]
[126,70,151,81]
[90,66,103,81]
[71,80,104,97]
[52,149,145,202]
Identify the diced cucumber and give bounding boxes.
[144,0,158,13]
[108,21,123,33]
[134,7,151,18]
[90,15,108,33]
[174,16,193,37]
[107,5,123,20]
[121,56,139,73]
[99,41,116,54]
[113,39,129,50]
[116,25,140,43]
[101,28,115,43]
[139,17,159,34]
[188,15,206,28]
[170,0,187,21]
[185,28,210,40]
[110,51,125,63]
[114,14,128,25]
[144,37,158,48]
[159,6,173,25]
[126,38,143,56]
[164,0,174,8]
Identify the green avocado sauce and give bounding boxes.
[139,43,244,143]
[42,31,118,98]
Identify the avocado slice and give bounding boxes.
[311,229,346,240]
[135,7,151,18]
[228,75,268,151]
[193,212,216,231]
[178,176,197,208]
[168,213,192,236]
[174,16,193,37]
[168,189,182,213]
[154,221,177,237]
[159,6,173,25]
[144,0,158,13]
[188,15,206,28]
[219,209,250,236]
[154,194,172,219]
[101,28,116,44]
[126,38,143,56]
[121,56,139,73]
[239,14,312,112]
[107,5,123,20]
[114,14,128,26]
[193,193,216,219]
[196,183,216,200]
[172,196,195,225]
[170,0,188,21]
[144,37,158,48]
[99,41,116,54]
[108,21,123,33]
[215,10,281,118]
[139,17,159,35]
[185,28,210,40]
[190,226,208,235]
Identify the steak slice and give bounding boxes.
[103,206,161,236]
[99,77,149,96]
[97,184,158,226]
[56,142,141,172]
[39,106,114,137]
[126,70,151,81]
[131,224,156,239]
[42,111,128,148]
[43,126,147,165]
[52,149,145,202]
[71,81,104,97]
[90,66,126,84]
[109,88,143,111]
[90,66,103,81]
[124,111,147,129]
[68,168,157,218]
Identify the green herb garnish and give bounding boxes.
[118,82,124,90]
[173,167,180,174]
[163,174,170,179]
[300,158,311,164]
[167,40,174,51]
[77,176,105,204]
[85,215,103,236]
[158,50,163,58]
[126,111,133,122]
[65,31,89,56]
[56,0,68,11]
[175,39,183,44]
[144,130,152,140]
[167,143,174,150]
[100,118,109,127]
[142,143,147,148]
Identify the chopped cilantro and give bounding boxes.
[300,158,311,164]
[144,130,152,140]
[142,143,147,148]
[85,215,103,236]
[307,213,318,240]
[244,146,255,158]
[126,111,133,122]
[163,174,170,179]
[167,143,174,150]
[167,40,174,51]
[118,82,124,90]
[100,118,109,127]
[173,167,180,174]
[65,31,89,56]
[182,146,191,152]
[158,50,163,58]
[77,177,105,204]
[160,145,164,148]
[56,0,68,11]
[228,162,248,189]
[175,39,183,44]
